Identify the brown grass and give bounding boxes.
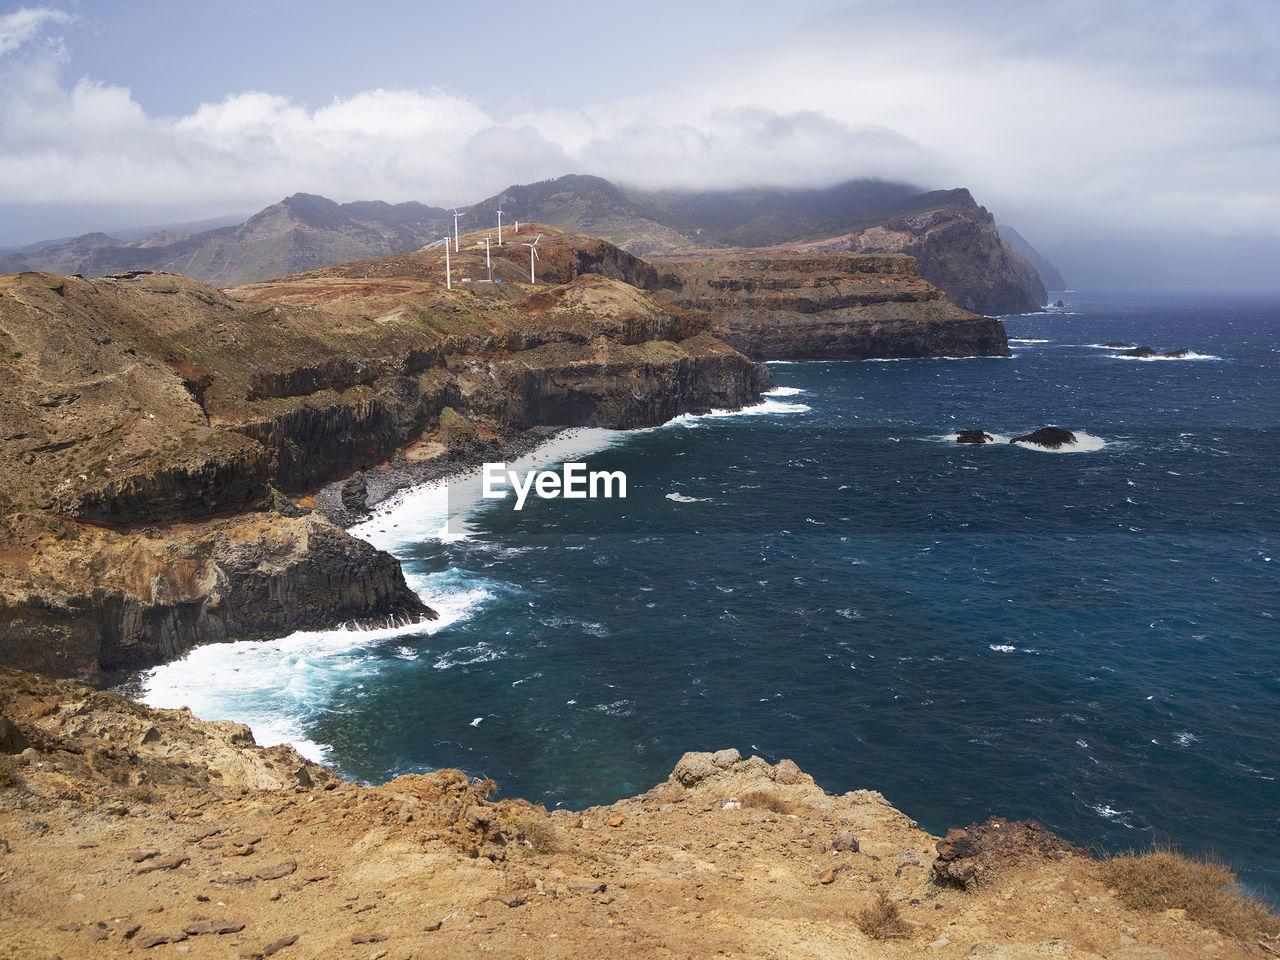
[0,754,17,787]
[739,789,797,814]
[514,817,558,856]
[1098,845,1280,940]
[854,891,910,940]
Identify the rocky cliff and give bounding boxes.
[655,251,1011,360]
[0,228,769,680]
[789,201,1048,316]
[0,666,1271,959]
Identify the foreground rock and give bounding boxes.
[0,668,1261,960]
[1010,427,1078,448]
[957,429,996,444]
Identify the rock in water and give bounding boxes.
[1162,347,1193,358]
[1009,427,1076,448]
[1119,345,1160,357]
[1100,341,1132,348]
[956,429,994,444]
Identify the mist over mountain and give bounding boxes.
[0,175,1058,314]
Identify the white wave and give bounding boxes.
[1010,431,1108,453]
[989,644,1016,653]
[666,492,711,503]
[663,397,810,427]
[139,578,492,760]
[1009,338,1050,343]
[433,639,505,670]
[1174,731,1201,746]
[765,386,806,396]
[351,427,624,549]
[1089,802,1133,822]
[1108,350,1221,361]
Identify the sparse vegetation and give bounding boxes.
[1098,845,1280,940]
[854,891,910,940]
[0,754,18,787]
[124,784,156,803]
[506,815,558,856]
[739,789,796,814]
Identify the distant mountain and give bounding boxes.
[466,174,981,256]
[0,195,452,287]
[998,224,1065,291]
[2,175,1054,313]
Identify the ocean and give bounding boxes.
[140,290,1280,893]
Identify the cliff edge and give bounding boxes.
[0,666,1271,959]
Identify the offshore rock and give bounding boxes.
[956,429,995,444]
[1009,427,1077,448]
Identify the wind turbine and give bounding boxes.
[451,208,466,252]
[522,233,542,284]
[444,236,452,290]
[485,234,492,282]
[496,206,506,246]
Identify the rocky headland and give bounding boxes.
[0,227,770,682]
[784,201,1047,317]
[0,224,1019,681]
[0,666,1272,960]
[653,251,1010,361]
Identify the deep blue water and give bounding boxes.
[144,291,1280,893]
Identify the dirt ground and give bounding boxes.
[0,667,1263,960]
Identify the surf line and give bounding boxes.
[482,461,627,511]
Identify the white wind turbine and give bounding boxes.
[496,206,506,246]
[444,235,452,290]
[451,208,466,252]
[485,234,492,282]
[522,233,542,284]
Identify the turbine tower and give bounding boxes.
[485,234,492,282]
[522,233,542,284]
[444,236,452,290]
[496,206,506,246]
[451,208,465,252]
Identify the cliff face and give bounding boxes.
[791,203,1048,316]
[0,228,769,679]
[656,252,1011,361]
[0,514,429,684]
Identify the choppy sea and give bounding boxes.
[140,290,1280,893]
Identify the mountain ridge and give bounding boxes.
[0,175,1058,315]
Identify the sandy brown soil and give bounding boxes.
[0,668,1261,960]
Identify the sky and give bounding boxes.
[1,0,1278,289]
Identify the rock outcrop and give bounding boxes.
[655,252,1010,361]
[1010,427,1077,448]
[0,513,430,683]
[790,201,1047,316]
[0,673,1269,960]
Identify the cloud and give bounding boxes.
[0,6,71,58]
[0,0,1277,270]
